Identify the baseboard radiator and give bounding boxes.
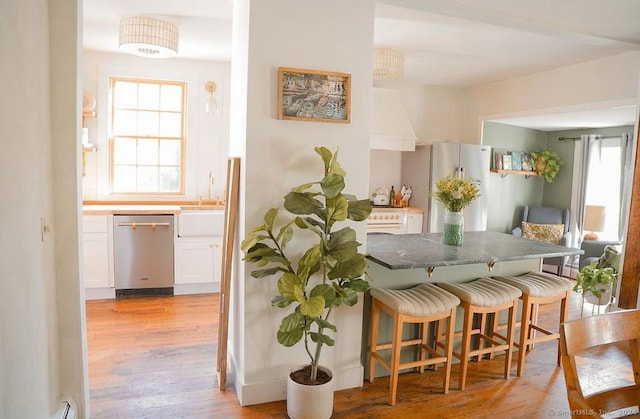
[55,399,76,419]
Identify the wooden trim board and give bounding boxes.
[217,157,240,390]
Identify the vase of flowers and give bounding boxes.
[431,175,480,245]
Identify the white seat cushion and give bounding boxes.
[370,283,460,317]
[492,272,572,298]
[438,277,522,307]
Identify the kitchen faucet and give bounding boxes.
[207,171,215,200]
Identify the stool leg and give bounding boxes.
[528,303,539,351]
[477,312,487,362]
[443,309,455,394]
[487,312,496,360]
[516,295,532,377]
[418,320,428,374]
[368,299,380,384]
[504,303,517,380]
[459,304,473,390]
[389,312,403,406]
[433,319,443,371]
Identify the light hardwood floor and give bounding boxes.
[86,288,632,418]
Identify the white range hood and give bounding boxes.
[371,87,417,152]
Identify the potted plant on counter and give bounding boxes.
[241,146,372,419]
[530,149,564,183]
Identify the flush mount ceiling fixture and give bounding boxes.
[119,16,179,58]
[373,47,404,80]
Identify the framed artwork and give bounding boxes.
[277,67,351,123]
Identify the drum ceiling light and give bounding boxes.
[373,47,404,80]
[119,16,179,58]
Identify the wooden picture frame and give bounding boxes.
[277,67,351,123]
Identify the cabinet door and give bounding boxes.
[83,232,110,288]
[407,212,424,234]
[174,238,222,284]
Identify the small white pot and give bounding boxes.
[585,287,613,306]
[286,365,334,419]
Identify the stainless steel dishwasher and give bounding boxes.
[114,214,174,296]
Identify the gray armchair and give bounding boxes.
[512,206,572,275]
[579,240,622,270]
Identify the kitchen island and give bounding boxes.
[362,231,582,378]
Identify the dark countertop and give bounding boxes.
[366,231,583,270]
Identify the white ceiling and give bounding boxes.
[82,0,640,130]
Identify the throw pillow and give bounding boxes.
[521,221,564,244]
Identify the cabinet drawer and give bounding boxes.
[83,215,108,233]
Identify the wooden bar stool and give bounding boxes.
[369,283,460,406]
[491,272,572,377]
[437,277,522,390]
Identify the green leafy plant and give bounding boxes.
[530,149,564,183]
[241,146,372,384]
[573,262,617,302]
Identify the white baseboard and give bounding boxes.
[174,282,220,295]
[84,287,116,300]
[84,283,219,300]
[234,362,363,406]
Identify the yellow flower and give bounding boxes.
[432,176,480,212]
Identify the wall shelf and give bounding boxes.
[490,168,538,179]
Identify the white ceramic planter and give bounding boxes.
[287,365,334,419]
[584,285,612,305]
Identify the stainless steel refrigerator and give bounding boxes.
[429,142,491,232]
[401,142,491,233]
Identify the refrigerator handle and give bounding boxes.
[460,166,465,178]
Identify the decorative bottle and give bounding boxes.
[389,186,395,206]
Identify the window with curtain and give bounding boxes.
[109,77,186,194]
[583,137,623,240]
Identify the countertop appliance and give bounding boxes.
[402,142,491,233]
[372,186,390,206]
[114,214,174,296]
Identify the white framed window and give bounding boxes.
[109,77,186,194]
[584,138,623,240]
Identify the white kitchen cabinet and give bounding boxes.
[174,210,224,294]
[407,211,424,234]
[82,215,114,290]
[174,238,222,285]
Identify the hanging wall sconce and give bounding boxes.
[204,81,218,114]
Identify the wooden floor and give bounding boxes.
[86,287,634,418]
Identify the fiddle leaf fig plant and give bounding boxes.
[530,149,564,183]
[241,146,372,384]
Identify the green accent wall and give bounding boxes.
[483,121,635,234]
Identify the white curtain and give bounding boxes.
[619,132,634,240]
[575,134,600,238]
[573,132,634,242]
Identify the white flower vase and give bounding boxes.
[443,210,464,246]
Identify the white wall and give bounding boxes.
[369,81,462,195]
[1,0,86,417]
[229,0,375,406]
[463,51,640,142]
[81,51,231,201]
